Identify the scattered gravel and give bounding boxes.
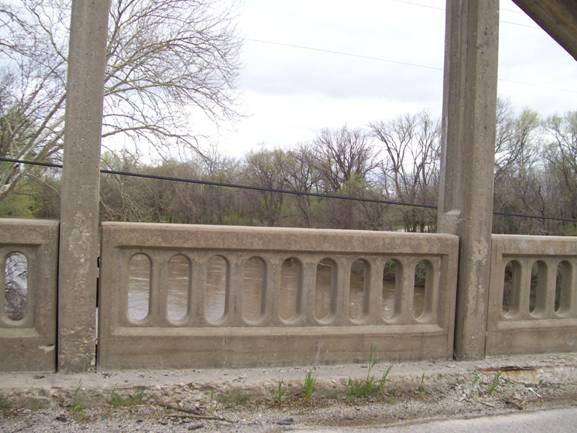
[1,353,577,432]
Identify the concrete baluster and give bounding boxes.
[518,259,532,319]
[335,257,350,325]
[267,257,282,326]
[398,258,415,325]
[148,253,168,327]
[368,258,383,325]
[544,259,558,318]
[229,256,243,326]
[302,259,317,325]
[570,260,577,318]
[188,255,205,326]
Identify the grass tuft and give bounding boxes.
[303,370,317,402]
[109,389,145,408]
[417,373,426,394]
[345,347,392,400]
[215,389,252,407]
[272,381,286,405]
[69,382,85,417]
[487,371,503,397]
[0,395,11,412]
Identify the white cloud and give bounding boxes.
[201,0,577,157]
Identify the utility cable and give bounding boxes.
[2,156,576,224]
[245,38,577,95]
[0,156,436,209]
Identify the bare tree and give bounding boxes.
[492,101,544,233]
[309,126,378,228]
[370,112,440,232]
[310,126,378,192]
[544,112,577,221]
[0,0,240,199]
[244,149,288,226]
[494,99,540,181]
[279,145,321,227]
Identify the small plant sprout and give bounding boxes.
[471,372,481,387]
[487,371,504,396]
[110,389,145,408]
[303,370,317,401]
[0,395,11,412]
[367,345,378,373]
[345,347,392,400]
[417,373,426,393]
[273,381,287,405]
[70,382,85,416]
[380,365,393,388]
[215,389,251,407]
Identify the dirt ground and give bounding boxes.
[1,353,576,433]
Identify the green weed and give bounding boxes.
[272,381,287,405]
[345,367,391,400]
[487,371,503,396]
[215,389,252,407]
[417,373,426,394]
[345,348,392,400]
[471,372,481,387]
[303,370,317,401]
[110,389,145,408]
[0,395,11,412]
[68,382,86,416]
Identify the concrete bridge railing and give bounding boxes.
[0,219,58,371]
[97,223,459,369]
[3,219,577,371]
[487,235,577,355]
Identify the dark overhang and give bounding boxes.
[513,0,577,60]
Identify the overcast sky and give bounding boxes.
[195,0,577,158]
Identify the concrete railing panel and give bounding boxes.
[487,235,577,355]
[0,219,58,371]
[99,223,458,369]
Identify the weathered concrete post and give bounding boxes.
[58,0,110,372]
[437,0,499,360]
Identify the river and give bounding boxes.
[126,255,427,323]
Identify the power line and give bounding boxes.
[246,38,577,95]
[246,38,442,71]
[2,156,576,224]
[0,156,436,210]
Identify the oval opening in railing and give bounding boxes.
[315,258,337,323]
[205,255,228,324]
[413,260,432,320]
[503,260,521,317]
[128,253,151,322]
[349,259,369,322]
[383,259,400,321]
[242,257,266,323]
[555,261,572,315]
[530,260,547,316]
[4,252,28,322]
[167,254,190,323]
[280,257,302,323]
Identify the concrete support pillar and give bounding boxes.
[58,0,110,372]
[437,0,500,360]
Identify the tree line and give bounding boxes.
[1,101,576,236]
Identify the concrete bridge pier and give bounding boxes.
[58,0,111,373]
[437,0,500,360]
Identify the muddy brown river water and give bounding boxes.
[126,257,427,323]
